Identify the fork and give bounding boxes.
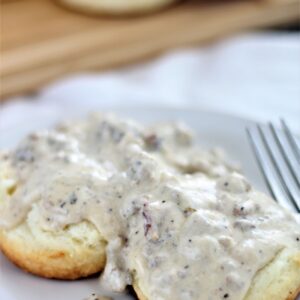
[246,120,300,213]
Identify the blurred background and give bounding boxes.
[0,0,299,131]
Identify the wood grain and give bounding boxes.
[1,0,299,99]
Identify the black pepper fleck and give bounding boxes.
[69,193,77,205]
[223,293,229,298]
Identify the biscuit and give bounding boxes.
[0,162,106,279]
[0,211,106,279]
[58,0,178,15]
[133,248,300,300]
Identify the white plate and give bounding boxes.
[0,108,268,300]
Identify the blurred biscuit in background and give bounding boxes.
[58,0,179,15]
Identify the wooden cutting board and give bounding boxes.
[1,0,299,99]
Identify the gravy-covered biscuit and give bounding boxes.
[0,114,299,300]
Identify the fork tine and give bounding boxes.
[246,128,275,199]
[269,122,300,187]
[246,127,295,211]
[281,119,300,163]
[257,124,300,212]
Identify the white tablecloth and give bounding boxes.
[1,33,299,136]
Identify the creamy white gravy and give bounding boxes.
[0,113,299,300]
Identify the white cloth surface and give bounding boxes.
[0,33,299,135]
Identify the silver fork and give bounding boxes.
[246,120,300,213]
